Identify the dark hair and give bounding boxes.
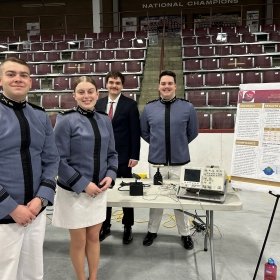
[105,71,125,85]
[159,70,176,83]
[0,57,30,72]
[72,76,98,91]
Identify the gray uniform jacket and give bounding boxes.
[0,94,59,223]
[54,107,118,194]
[140,98,198,165]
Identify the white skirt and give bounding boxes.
[52,186,107,229]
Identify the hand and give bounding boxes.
[27,197,42,216]
[85,182,102,197]
[10,205,36,226]
[99,177,112,191]
[128,159,138,168]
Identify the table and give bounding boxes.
[107,179,243,280]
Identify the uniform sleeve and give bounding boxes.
[0,186,18,218]
[187,103,199,143]
[36,114,60,205]
[54,115,90,194]
[140,106,150,143]
[105,119,118,180]
[129,101,141,160]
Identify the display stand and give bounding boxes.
[229,84,280,279]
[253,191,279,280]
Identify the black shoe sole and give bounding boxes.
[143,234,157,246]
[181,236,194,250]
[123,237,133,245]
[184,244,194,250]
[143,241,154,246]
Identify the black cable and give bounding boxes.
[117,181,150,191]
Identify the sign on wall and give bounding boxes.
[246,10,259,32]
[194,13,241,28]
[26,22,40,36]
[140,0,239,9]
[122,17,137,31]
[140,15,184,33]
[231,83,280,193]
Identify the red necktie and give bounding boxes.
[108,102,114,120]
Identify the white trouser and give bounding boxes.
[148,165,190,236]
[0,211,46,280]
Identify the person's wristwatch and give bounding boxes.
[37,196,48,207]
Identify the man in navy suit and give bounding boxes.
[95,71,141,244]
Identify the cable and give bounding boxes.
[117,185,129,191]
[111,209,149,225]
[117,180,150,191]
[192,220,206,232]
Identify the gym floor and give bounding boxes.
[43,189,280,280]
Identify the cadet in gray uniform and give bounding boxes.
[140,70,198,250]
[52,76,118,280]
[0,57,59,280]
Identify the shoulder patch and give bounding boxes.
[95,110,108,116]
[146,98,159,104]
[27,102,45,111]
[59,109,76,115]
[178,98,190,102]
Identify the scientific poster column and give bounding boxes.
[231,83,280,193]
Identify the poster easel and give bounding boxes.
[230,83,280,279]
[252,191,279,280]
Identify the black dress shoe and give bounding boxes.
[99,226,111,241]
[143,231,157,246]
[123,226,133,244]
[181,235,194,250]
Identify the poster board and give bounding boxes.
[231,83,280,194]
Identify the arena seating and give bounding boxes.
[0,31,147,118]
[181,24,280,131]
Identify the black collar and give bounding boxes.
[159,96,177,104]
[76,106,95,117]
[0,93,27,110]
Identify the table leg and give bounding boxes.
[204,210,208,251]
[208,210,216,280]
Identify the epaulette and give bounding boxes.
[59,109,76,115]
[27,102,45,111]
[146,98,159,104]
[95,110,108,116]
[178,98,190,102]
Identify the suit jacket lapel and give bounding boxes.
[99,97,108,113]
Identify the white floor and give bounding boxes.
[43,189,280,280]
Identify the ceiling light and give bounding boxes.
[22,2,65,8]
[44,3,66,6]
[22,4,43,8]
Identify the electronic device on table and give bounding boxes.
[119,173,144,196]
[176,166,228,203]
